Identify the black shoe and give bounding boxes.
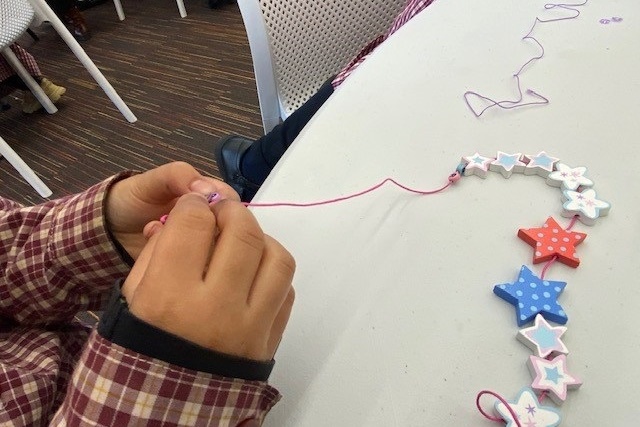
[208,0,235,8]
[214,135,261,202]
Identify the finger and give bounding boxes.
[266,286,295,358]
[206,200,265,300]
[143,220,163,240]
[248,235,296,319]
[147,193,217,284]
[130,162,202,205]
[122,229,163,302]
[189,177,241,203]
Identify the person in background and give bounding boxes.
[0,43,66,113]
[47,0,92,41]
[214,0,435,202]
[1,162,295,426]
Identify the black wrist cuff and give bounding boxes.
[98,284,275,382]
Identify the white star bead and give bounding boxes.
[494,387,562,427]
[562,188,611,226]
[518,314,569,358]
[462,153,493,178]
[489,151,527,178]
[524,152,560,177]
[547,163,594,190]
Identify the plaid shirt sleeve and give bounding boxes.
[0,174,132,326]
[51,331,280,426]
[1,175,281,426]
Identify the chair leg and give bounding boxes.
[176,0,187,17]
[113,0,125,21]
[1,48,57,114]
[0,136,53,198]
[26,0,137,123]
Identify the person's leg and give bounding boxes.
[214,77,335,202]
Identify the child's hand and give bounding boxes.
[122,194,295,361]
[106,162,240,260]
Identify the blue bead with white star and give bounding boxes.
[493,265,568,326]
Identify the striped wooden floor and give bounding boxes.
[0,0,262,205]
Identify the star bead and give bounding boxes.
[493,265,568,326]
[494,387,562,427]
[461,152,493,178]
[524,152,560,177]
[528,354,582,404]
[518,314,569,357]
[562,188,611,226]
[547,163,594,190]
[489,151,527,178]
[518,217,587,268]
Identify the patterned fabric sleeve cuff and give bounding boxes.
[48,172,135,306]
[52,330,281,426]
[98,284,276,382]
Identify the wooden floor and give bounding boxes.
[0,0,262,205]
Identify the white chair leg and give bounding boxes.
[113,0,125,21]
[26,0,137,123]
[176,0,187,18]
[0,136,53,198]
[1,48,57,114]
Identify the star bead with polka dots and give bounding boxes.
[547,163,594,190]
[461,152,493,178]
[518,314,569,358]
[528,354,582,404]
[489,151,526,178]
[494,387,562,427]
[518,217,587,268]
[493,265,568,326]
[562,188,611,226]
[524,151,560,177]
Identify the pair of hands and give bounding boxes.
[106,162,295,361]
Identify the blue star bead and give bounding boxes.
[493,265,568,326]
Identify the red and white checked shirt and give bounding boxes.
[0,174,279,426]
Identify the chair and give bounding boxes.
[27,0,137,122]
[1,0,53,197]
[111,0,187,20]
[237,0,406,133]
[1,0,57,114]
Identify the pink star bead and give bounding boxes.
[462,153,493,178]
[528,354,582,404]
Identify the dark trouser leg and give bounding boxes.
[241,77,335,184]
[46,0,75,16]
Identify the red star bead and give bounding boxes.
[518,217,587,268]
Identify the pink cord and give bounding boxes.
[464,1,588,117]
[244,173,460,208]
[476,390,523,427]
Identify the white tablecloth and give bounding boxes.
[252,0,640,425]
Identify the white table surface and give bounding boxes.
[251,0,640,425]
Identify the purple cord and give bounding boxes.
[464,1,588,117]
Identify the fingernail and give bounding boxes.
[207,192,224,205]
[189,179,217,195]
